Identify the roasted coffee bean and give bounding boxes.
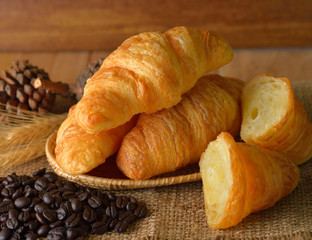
[29,197,41,208]
[76,191,89,202]
[34,202,48,213]
[83,206,97,223]
[116,196,129,209]
[6,217,19,230]
[35,212,47,225]
[53,195,62,209]
[25,232,38,240]
[10,232,21,240]
[1,187,14,198]
[78,221,90,232]
[46,183,57,192]
[47,226,65,240]
[44,172,58,183]
[62,191,76,200]
[18,211,30,222]
[92,221,108,234]
[55,179,64,188]
[124,212,137,224]
[95,207,106,218]
[28,220,40,231]
[8,209,19,219]
[114,220,129,233]
[66,227,88,240]
[48,189,59,195]
[126,201,137,211]
[12,188,23,200]
[134,204,148,218]
[65,213,81,228]
[42,192,54,205]
[5,182,21,189]
[63,182,78,192]
[15,225,25,234]
[32,168,46,177]
[106,205,118,218]
[34,178,48,192]
[43,209,57,222]
[88,196,102,208]
[107,192,117,201]
[24,187,37,198]
[0,200,14,213]
[70,198,83,212]
[49,220,62,228]
[0,184,4,192]
[0,213,8,222]
[56,207,67,220]
[22,177,36,187]
[37,224,50,237]
[14,197,31,208]
[0,228,10,240]
[108,218,119,230]
[6,174,17,183]
[119,210,132,221]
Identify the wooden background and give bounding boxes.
[0,0,311,84]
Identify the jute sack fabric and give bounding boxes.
[1,81,312,240]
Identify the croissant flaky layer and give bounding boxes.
[199,132,300,229]
[116,75,244,180]
[55,105,137,175]
[241,73,312,164]
[75,26,233,133]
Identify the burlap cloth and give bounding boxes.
[1,82,312,240]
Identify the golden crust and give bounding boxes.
[75,26,233,133]
[241,73,312,164]
[199,132,300,229]
[55,105,137,175]
[116,75,243,180]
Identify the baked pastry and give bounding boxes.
[55,105,137,175]
[241,73,312,165]
[199,132,300,229]
[75,26,233,133]
[116,75,243,179]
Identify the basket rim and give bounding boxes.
[45,131,201,190]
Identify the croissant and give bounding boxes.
[116,75,243,179]
[241,73,312,165]
[55,105,137,175]
[75,26,233,133]
[199,132,300,229]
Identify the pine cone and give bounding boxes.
[73,58,104,101]
[0,60,73,116]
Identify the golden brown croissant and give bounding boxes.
[55,105,137,175]
[241,73,312,165]
[199,132,300,229]
[75,26,233,133]
[116,75,243,180]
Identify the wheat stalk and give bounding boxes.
[0,105,67,170]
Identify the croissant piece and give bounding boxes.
[75,26,233,133]
[241,73,312,164]
[199,132,300,229]
[116,75,243,179]
[55,105,137,175]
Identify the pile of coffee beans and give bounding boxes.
[0,168,147,240]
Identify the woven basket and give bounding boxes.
[45,131,201,190]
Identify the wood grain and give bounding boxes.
[0,0,311,51]
[0,48,311,85]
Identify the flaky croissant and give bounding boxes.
[55,105,137,175]
[199,132,300,229]
[116,75,243,179]
[75,26,233,133]
[241,73,312,165]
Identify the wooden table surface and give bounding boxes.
[0,48,311,86]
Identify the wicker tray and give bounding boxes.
[45,131,201,190]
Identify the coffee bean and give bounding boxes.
[18,211,30,222]
[23,178,35,187]
[32,168,46,177]
[15,225,25,234]
[37,224,50,237]
[44,172,58,183]
[5,182,21,189]
[9,231,21,240]
[47,226,65,240]
[6,174,17,183]
[116,196,129,209]
[119,210,132,221]
[0,200,14,213]
[70,198,82,212]
[134,204,148,218]
[53,195,62,209]
[124,212,137,224]
[66,228,88,240]
[43,192,54,205]
[46,183,57,192]
[34,178,48,192]
[49,220,62,228]
[43,209,57,222]
[1,187,14,198]
[126,201,137,211]
[25,232,38,240]
[8,209,19,219]
[29,197,41,208]
[83,206,97,223]
[65,213,81,228]
[35,212,47,225]
[63,182,78,192]
[108,218,119,230]
[88,196,102,208]
[34,202,48,213]
[92,221,108,234]
[6,218,19,230]
[114,219,130,232]
[56,207,67,221]
[0,228,10,240]
[14,197,31,208]
[62,191,76,200]
[76,191,89,202]
[0,213,8,222]
[12,188,23,200]
[28,220,40,231]
[107,192,117,201]
[106,205,118,218]
[24,187,37,198]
